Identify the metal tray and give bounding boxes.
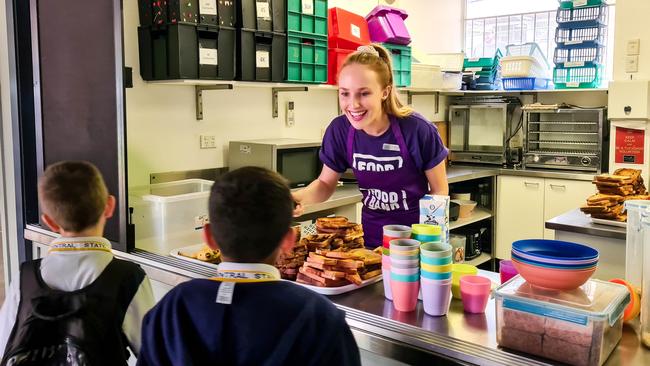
[170,243,220,270]
[591,217,627,228]
[295,275,383,296]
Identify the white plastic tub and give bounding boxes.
[500,55,549,78]
[411,64,442,89]
[129,179,213,255]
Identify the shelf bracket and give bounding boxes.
[195,84,234,120]
[272,87,308,117]
[405,91,440,114]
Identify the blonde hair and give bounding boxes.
[341,43,412,118]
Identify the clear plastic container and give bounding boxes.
[641,215,650,347]
[129,179,213,255]
[410,64,442,89]
[624,200,650,291]
[495,277,630,366]
[449,234,466,263]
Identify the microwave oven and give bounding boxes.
[228,138,322,188]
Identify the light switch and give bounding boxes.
[627,39,640,55]
[626,56,639,73]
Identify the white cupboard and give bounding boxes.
[496,175,594,259]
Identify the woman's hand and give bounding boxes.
[292,198,305,217]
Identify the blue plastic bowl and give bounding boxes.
[512,239,599,261]
[511,252,598,270]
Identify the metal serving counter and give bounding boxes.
[546,208,626,240]
[332,271,650,366]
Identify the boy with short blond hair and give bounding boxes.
[0,161,154,365]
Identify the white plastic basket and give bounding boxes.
[411,64,442,89]
[505,42,550,68]
[500,55,549,78]
[129,179,214,255]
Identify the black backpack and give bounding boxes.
[1,258,145,366]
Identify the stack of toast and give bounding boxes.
[580,168,649,221]
[315,216,364,250]
[296,248,382,287]
[275,239,309,280]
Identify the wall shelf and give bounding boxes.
[465,252,492,267]
[449,206,492,230]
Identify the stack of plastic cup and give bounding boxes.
[412,224,442,242]
[460,275,492,313]
[451,263,478,299]
[389,238,421,312]
[382,225,412,300]
[499,260,518,284]
[420,241,453,316]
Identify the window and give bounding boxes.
[464,0,615,83]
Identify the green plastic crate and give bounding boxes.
[559,0,603,9]
[287,0,327,36]
[553,65,602,89]
[463,49,503,70]
[287,32,328,83]
[382,43,411,87]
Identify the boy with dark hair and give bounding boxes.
[0,161,155,365]
[138,167,361,366]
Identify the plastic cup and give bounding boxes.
[412,224,442,236]
[421,242,453,258]
[421,271,452,280]
[390,252,420,261]
[451,264,478,299]
[391,257,420,269]
[391,266,420,276]
[460,275,492,313]
[421,277,452,316]
[499,260,518,284]
[382,255,392,300]
[413,233,441,243]
[390,238,421,251]
[390,278,420,312]
[421,262,453,273]
[421,255,452,266]
[383,225,412,248]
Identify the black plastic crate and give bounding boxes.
[198,0,237,27]
[237,0,286,32]
[237,29,286,81]
[138,0,166,25]
[138,24,236,80]
[167,0,198,24]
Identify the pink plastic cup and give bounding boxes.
[499,260,518,284]
[382,255,392,300]
[391,279,420,312]
[460,275,492,314]
[420,277,452,316]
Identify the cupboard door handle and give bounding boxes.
[550,184,566,190]
[524,181,540,187]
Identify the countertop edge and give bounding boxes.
[545,209,626,240]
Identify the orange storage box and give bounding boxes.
[328,7,370,49]
[327,48,354,85]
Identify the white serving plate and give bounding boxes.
[591,217,627,228]
[170,243,220,270]
[294,274,382,296]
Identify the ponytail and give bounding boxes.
[341,44,413,118]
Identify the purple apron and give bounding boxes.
[346,117,429,247]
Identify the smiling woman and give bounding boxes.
[292,44,449,247]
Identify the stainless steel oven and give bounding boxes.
[523,108,608,172]
[448,96,522,165]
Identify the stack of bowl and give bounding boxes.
[420,241,453,316]
[389,239,421,312]
[511,239,599,291]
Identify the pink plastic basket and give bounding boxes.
[365,5,411,45]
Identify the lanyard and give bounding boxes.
[49,240,111,253]
[210,269,279,283]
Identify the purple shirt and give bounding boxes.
[320,112,448,174]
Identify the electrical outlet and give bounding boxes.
[200,135,216,149]
[627,39,641,55]
[626,56,639,73]
[286,101,295,127]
